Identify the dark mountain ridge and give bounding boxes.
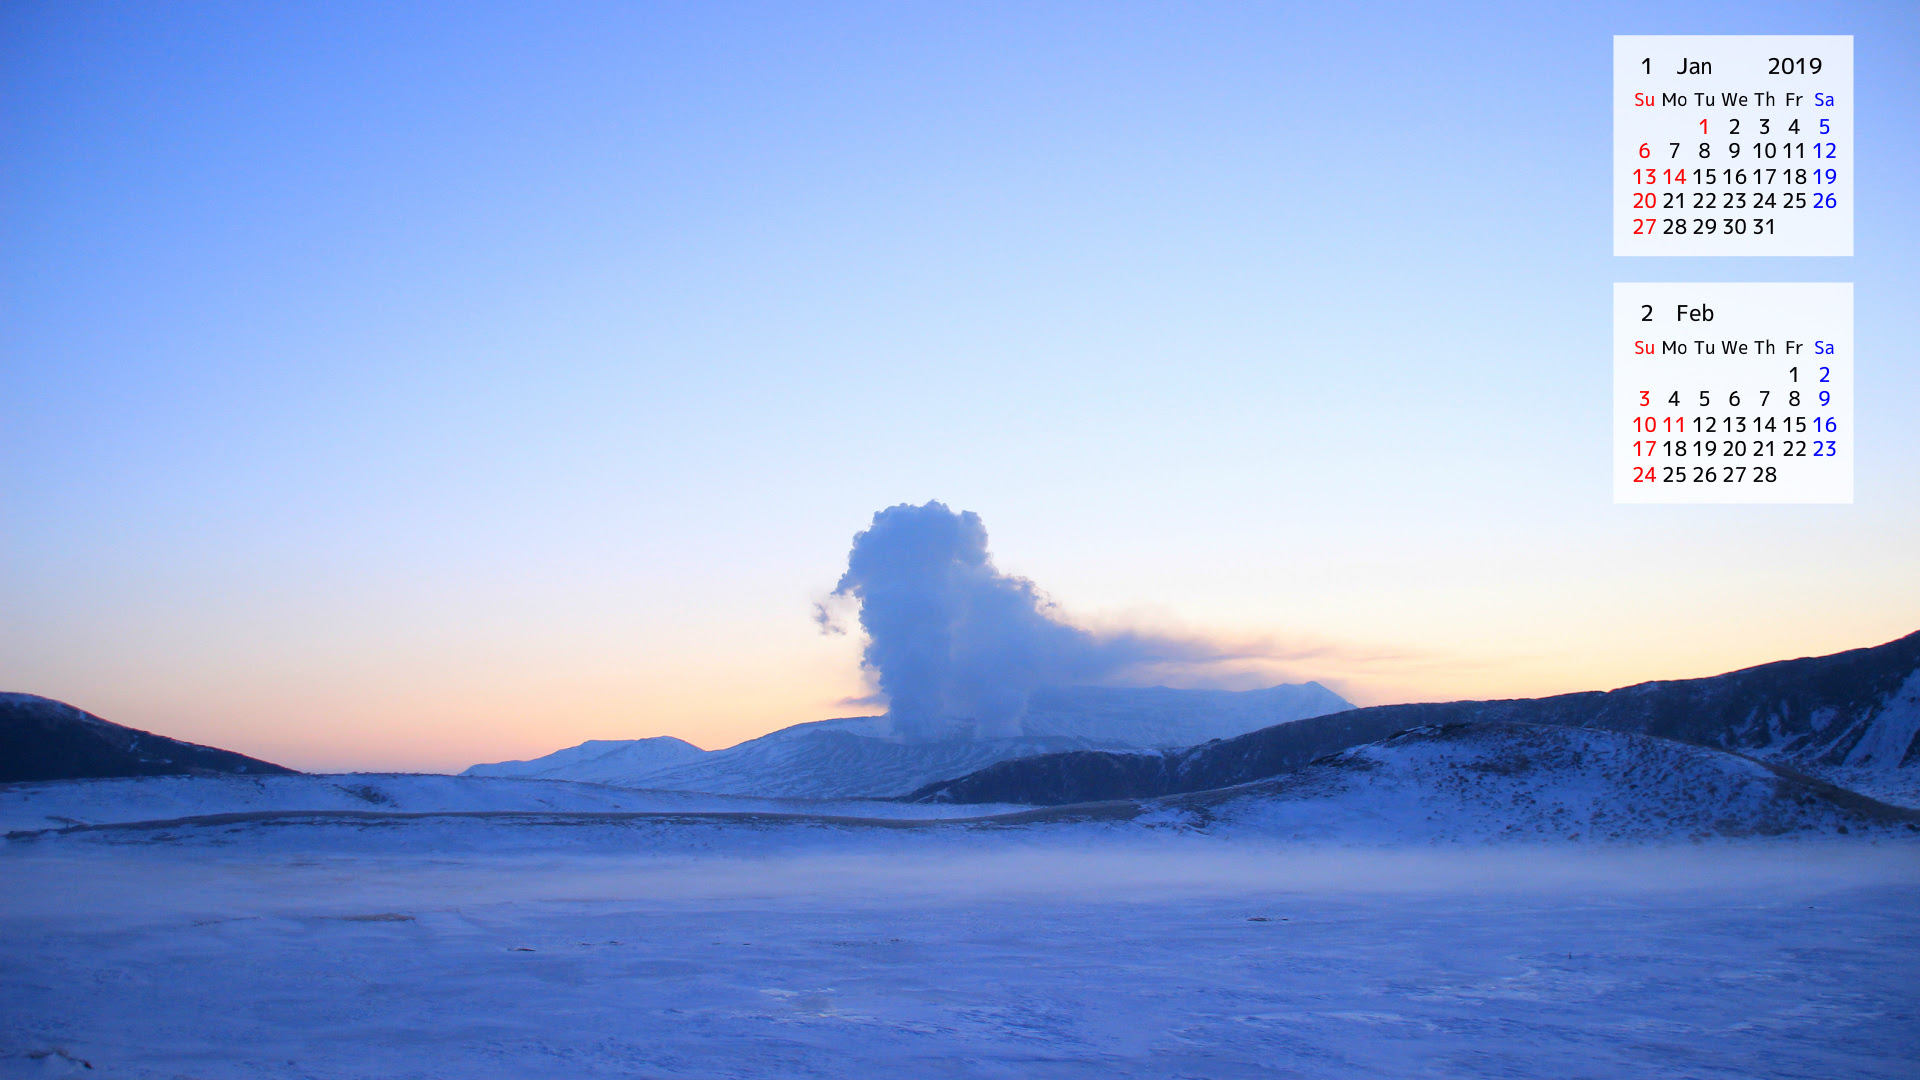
[909,630,1920,804]
[0,693,297,783]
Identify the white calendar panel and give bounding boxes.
[1614,36,1851,256]
[1614,283,1851,504]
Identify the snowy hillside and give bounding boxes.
[460,682,1353,798]
[1165,721,1920,844]
[1558,638,1920,794]
[913,631,1920,808]
[0,773,1024,835]
[13,722,1915,848]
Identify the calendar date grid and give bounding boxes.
[1612,283,1851,504]
[1613,36,1850,257]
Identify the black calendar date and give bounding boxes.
[1632,167,1831,187]
[1631,438,1838,459]
[1630,466,1779,484]
[1633,412,1832,435]
[1629,217,1778,236]
[1637,192,1810,210]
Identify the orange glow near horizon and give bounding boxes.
[26,612,1911,775]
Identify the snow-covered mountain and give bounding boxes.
[461,736,706,783]
[602,726,1118,799]
[465,715,1126,800]
[13,705,1917,849]
[458,682,1354,799]
[1151,721,1919,843]
[15,722,1914,848]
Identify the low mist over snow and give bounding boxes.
[8,681,1919,1076]
[8,528,1918,1076]
[4,812,1917,1078]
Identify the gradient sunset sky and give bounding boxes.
[5,2,1916,772]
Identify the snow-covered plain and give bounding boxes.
[6,722,1919,1079]
[4,810,1919,1079]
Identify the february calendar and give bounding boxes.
[1614,283,1851,504]
[1614,36,1852,256]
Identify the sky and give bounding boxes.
[3,1,1916,772]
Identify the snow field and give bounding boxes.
[3,824,1919,1079]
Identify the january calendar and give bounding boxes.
[1614,36,1852,256]
[1614,283,1852,504]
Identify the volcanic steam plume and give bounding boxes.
[820,501,1249,741]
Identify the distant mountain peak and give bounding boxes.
[462,735,707,782]
[455,682,1354,798]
